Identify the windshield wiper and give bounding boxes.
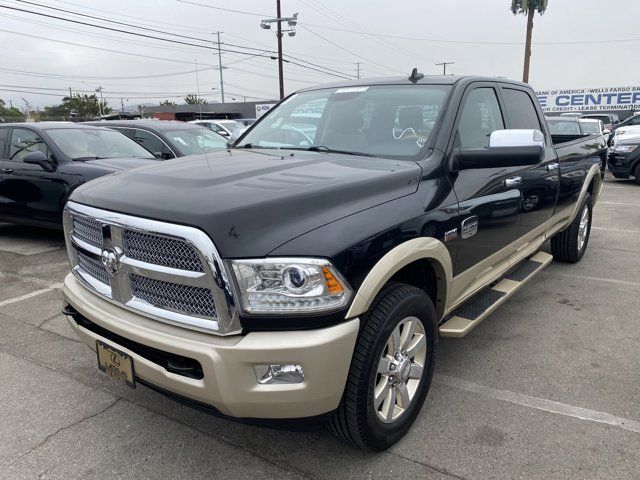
[73,156,104,161]
[303,145,374,157]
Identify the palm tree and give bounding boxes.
[511,0,549,83]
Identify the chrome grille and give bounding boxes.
[63,202,241,335]
[123,230,203,272]
[72,216,103,248]
[77,251,110,285]
[130,274,216,318]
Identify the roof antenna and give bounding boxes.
[408,67,424,83]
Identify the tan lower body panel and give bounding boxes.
[63,273,359,419]
[439,251,553,337]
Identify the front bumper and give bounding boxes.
[63,273,359,419]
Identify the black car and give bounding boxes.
[582,113,620,132]
[85,120,228,159]
[0,122,157,228]
[609,136,640,184]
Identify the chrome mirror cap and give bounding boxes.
[489,129,545,150]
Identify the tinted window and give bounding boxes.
[133,129,168,157]
[0,127,7,157]
[579,121,600,134]
[502,88,541,130]
[457,87,504,149]
[9,128,52,162]
[46,128,154,160]
[548,120,581,135]
[164,128,227,156]
[629,116,640,126]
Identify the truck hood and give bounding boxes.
[71,149,421,257]
[84,157,157,171]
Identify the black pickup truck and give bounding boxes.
[61,74,606,451]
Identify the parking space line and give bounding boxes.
[436,375,640,434]
[592,227,640,234]
[0,284,63,308]
[597,202,640,206]
[545,272,640,288]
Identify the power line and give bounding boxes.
[297,24,402,74]
[2,5,353,81]
[299,21,640,46]
[176,0,269,17]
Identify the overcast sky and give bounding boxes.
[1,0,639,110]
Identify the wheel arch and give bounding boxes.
[345,238,453,321]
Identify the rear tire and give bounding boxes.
[634,163,640,186]
[551,193,592,263]
[329,282,438,451]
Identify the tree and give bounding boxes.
[0,99,22,117]
[511,0,549,83]
[184,93,207,105]
[42,94,111,120]
[159,99,177,107]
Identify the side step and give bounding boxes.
[439,251,553,338]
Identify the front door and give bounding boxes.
[2,127,61,224]
[448,84,522,280]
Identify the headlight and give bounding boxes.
[230,258,353,314]
[613,145,638,153]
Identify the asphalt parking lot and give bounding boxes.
[1,175,638,480]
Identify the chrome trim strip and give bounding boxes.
[63,201,241,335]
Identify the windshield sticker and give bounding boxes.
[416,137,427,148]
[334,87,369,94]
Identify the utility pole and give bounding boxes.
[260,7,298,100]
[356,62,361,79]
[95,86,104,116]
[69,87,72,98]
[120,97,125,113]
[435,61,455,75]
[276,0,284,99]
[214,31,225,103]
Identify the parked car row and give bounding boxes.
[0,119,235,228]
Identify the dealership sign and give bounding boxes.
[255,103,276,118]
[536,86,640,112]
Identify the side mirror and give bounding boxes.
[453,129,545,171]
[22,150,55,171]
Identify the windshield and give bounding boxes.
[164,128,227,155]
[548,120,581,135]
[220,121,244,135]
[580,121,600,134]
[237,85,451,159]
[47,128,154,160]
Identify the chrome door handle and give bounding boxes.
[547,163,560,171]
[1,168,13,174]
[505,176,522,188]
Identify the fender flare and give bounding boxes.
[568,163,602,225]
[345,237,453,320]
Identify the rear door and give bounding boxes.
[3,127,62,223]
[448,83,522,276]
[499,85,559,240]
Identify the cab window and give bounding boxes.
[9,128,52,162]
[456,88,505,149]
[134,129,173,158]
[502,88,542,130]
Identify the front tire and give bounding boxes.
[551,193,592,263]
[329,283,438,451]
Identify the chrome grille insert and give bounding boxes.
[77,251,110,285]
[63,201,241,335]
[130,274,216,318]
[123,230,203,272]
[72,216,103,248]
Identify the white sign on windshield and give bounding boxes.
[536,86,640,112]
